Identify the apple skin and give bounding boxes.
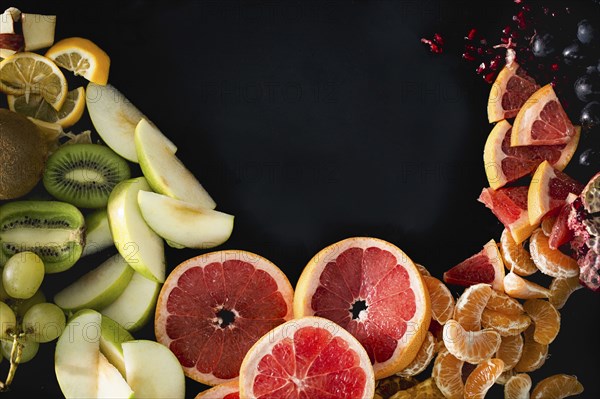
[97,352,134,398]
[135,118,216,209]
[99,315,133,378]
[137,190,234,249]
[55,309,101,399]
[86,83,177,163]
[53,253,134,312]
[107,177,165,283]
[100,271,161,332]
[123,340,186,399]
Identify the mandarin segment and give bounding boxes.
[531,374,584,399]
[549,277,582,310]
[523,299,560,345]
[397,331,436,378]
[514,327,548,373]
[442,320,501,364]
[481,308,531,337]
[432,348,464,399]
[504,271,550,299]
[529,229,580,278]
[415,263,432,277]
[454,283,492,331]
[496,369,517,385]
[496,334,524,372]
[464,358,504,399]
[500,228,538,277]
[486,289,525,316]
[504,373,532,399]
[422,276,455,325]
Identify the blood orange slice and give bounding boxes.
[528,161,584,225]
[487,62,540,123]
[443,239,505,291]
[154,250,294,386]
[512,84,576,146]
[195,381,239,399]
[293,237,431,379]
[483,120,580,190]
[479,186,536,244]
[238,316,375,399]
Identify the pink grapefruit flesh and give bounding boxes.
[293,237,431,379]
[154,251,295,386]
[239,316,375,399]
[443,239,505,291]
[479,186,535,244]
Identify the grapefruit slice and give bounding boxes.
[443,239,505,291]
[195,381,239,399]
[293,237,431,379]
[154,250,294,386]
[479,186,536,244]
[483,120,580,189]
[512,84,576,146]
[487,62,540,123]
[238,316,375,399]
[528,161,584,225]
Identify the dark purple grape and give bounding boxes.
[574,74,600,102]
[531,32,558,57]
[562,41,590,65]
[580,101,600,127]
[577,19,598,45]
[579,148,600,166]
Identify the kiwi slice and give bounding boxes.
[43,143,131,208]
[0,201,85,273]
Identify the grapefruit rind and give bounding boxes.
[293,236,431,379]
[238,316,375,399]
[528,160,555,225]
[195,380,239,399]
[154,250,295,386]
[511,84,575,147]
[487,62,540,123]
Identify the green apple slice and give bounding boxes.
[55,309,101,398]
[107,177,165,283]
[122,340,185,399]
[22,13,56,51]
[99,315,133,377]
[97,352,134,398]
[135,118,216,209]
[54,254,134,311]
[86,83,176,163]
[100,271,160,332]
[137,190,234,249]
[82,209,114,257]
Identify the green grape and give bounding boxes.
[0,301,17,339]
[22,303,66,343]
[11,290,46,318]
[1,336,39,364]
[2,252,45,299]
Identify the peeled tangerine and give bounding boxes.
[531,374,584,399]
[463,358,504,399]
[504,373,532,399]
[442,320,501,364]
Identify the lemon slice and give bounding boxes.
[45,37,110,85]
[0,52,68,110]
[8,87,86,128]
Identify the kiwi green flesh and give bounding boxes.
[43,143,131,209]
[0,200,85,273]
[0,109,48,200]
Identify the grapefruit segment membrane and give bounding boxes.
[512,84,576,146]
[293,237,431,379]
[194,381,239,399]
[483,120,579,190]
[487,62,540,123]
[154,250,295,386]
[443,240,505,291]
[238,316,375,399]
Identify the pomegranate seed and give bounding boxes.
[484,72,496,83]
[466,28,477,40]
[462,53,475,61]
[433,33,445,46]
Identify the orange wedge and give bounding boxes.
[500,228,538,276]
[531,374,584,399]
[464,358,504,399]
[496,334,524,371]
[549,276,582,309]
[504,373,533,399]
[454,283,492,331]
[481,308,531,336]
[423,276,455,325]
[523,299,560,345]
[512,84,576,146]
[397,331,436,377]
[529,228,580,278]
[432,348,464,399]
[442,320,501,364]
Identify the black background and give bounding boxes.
[1,1,599,398]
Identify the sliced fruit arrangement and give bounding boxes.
[0,5,234,395]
